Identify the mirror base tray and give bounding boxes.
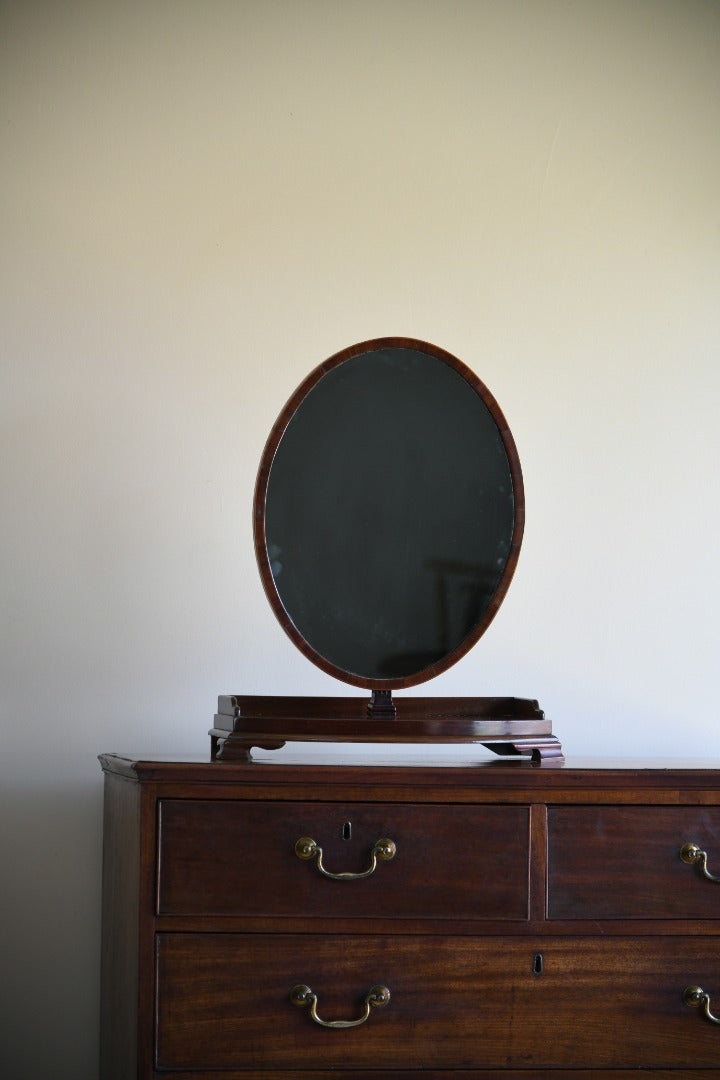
[209,695,564,765]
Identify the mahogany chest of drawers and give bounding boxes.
[99,754,720,1078]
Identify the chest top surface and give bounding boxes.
[99,751,720,795]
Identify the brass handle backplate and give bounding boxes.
[290,983,391,1028]
[680,843,720,882]
[683,985,720,1025]
[294,836,396,880]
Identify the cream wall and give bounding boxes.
[1,1,719,1075]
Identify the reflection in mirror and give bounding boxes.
[257,342,522,688]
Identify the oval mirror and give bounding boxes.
[254,337,524,690]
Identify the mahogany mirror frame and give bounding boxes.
[252,336,526,691]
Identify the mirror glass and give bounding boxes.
[254,339,523,689]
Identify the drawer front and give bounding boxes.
[157,800,529,919]
[549,807,720,919]
[155,933,720,1070]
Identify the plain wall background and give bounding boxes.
[1,1,719,1075]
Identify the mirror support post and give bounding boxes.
[367,690,397,720]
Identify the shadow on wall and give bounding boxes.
[0,771,104,1079]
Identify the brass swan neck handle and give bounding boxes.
[680,842,720,882]
[683,985,720,1025]
[294,836,396,880]
[291,983,391,1028]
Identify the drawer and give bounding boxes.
[157,800,529,919]
[155,933,720,1070]
[549,807,720,919]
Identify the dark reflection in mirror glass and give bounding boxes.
[264,347,515,681]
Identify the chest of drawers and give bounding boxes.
[99,754,720,1078]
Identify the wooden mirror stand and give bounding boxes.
[211,338,563,764]
[210,694,564,763]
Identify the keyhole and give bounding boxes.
[532,953,543,976]
[342,821,352,840]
